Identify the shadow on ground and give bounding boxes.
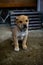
[0,36,43,65]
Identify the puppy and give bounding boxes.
[12,15,29,51]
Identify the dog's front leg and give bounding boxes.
[22,35,28,50]
[13,36,19,51]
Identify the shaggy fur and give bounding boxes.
[12,15,29,51]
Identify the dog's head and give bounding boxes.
[16,15,29,30]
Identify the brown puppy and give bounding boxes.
[12,15,29,51]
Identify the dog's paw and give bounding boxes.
[23,45,27,50]
[14,47,19,51]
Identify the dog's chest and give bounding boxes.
[16,30,28,40]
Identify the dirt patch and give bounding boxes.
[0,36,43,65]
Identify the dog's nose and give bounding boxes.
[23,24,27,28]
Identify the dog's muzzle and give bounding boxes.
[21,24,27,31]
[23,24,27,29]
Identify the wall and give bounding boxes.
[40,0,43,12]
[0,0,36,7]
[37,0,43,12]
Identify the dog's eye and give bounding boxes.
[19,21,22,23]
[26,20,28,22]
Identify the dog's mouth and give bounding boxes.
[17,24,27,31]
[20,27,27,32]
[22,24,27,29]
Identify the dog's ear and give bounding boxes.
[27,16,29,23]
[27,16,29,19]
[28,16,29,23]
[16,16,19,21]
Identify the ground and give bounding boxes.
[0,24,43,65]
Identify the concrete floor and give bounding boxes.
[0,24,43,43]
[0,24,43,65]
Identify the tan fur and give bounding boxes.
[12,15,29,51]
